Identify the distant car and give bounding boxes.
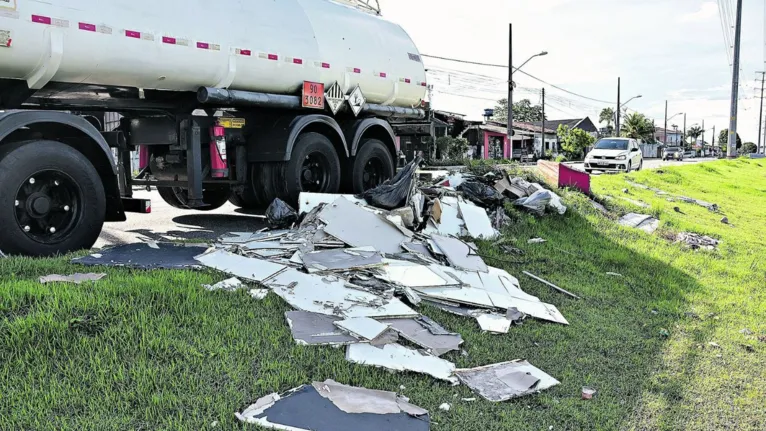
[684,151,696,159]
[663,147,684,161]
[584,138,643,174]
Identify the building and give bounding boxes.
[654,127,683,145]
[532,117,599,137]
[461,121,557,161]
[390,110,469,161]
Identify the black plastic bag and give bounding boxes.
[361,157,420,210]
[266,198,298,228]
[458,180,505,208]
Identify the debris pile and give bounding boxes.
[73,160,571,427]
[675,232,719,250]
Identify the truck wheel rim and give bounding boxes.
[14,170,81,244]
[301,154,331,192]
[362,157,386,190]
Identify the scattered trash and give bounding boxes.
[528,238,546,244]
[461,398,476,402]
[203,277,244,292]
[39,273,106,284]
[334,317,393,344]
[741,344,755,353]
[627,181,718,212]
[454,360,560,402]
[474,313,512,334]
[268,269,418,319]
[721,217,729,224]
[582,387,597,400]
[438,403,451,411]
[740,328,753,335]
[265,198,298,228]
[362,157,420,210]
[759,336,766,343]
[458,199,499,239]
[673,206,682,213]
[659,328,670,338]
[145,240,160,249]
[708,341,721,349]
[380,318,463,356]
[194,249,287,283]
[458,181,504,208]
[514,190,552,215]
[285,311,360,346]
[302,247,384,273]
[522,271,581,299]
[73,243,207,269]
[622,188,629,194]
[249,288,269,300]
[430,235,488,273]
[606,272,623,277]
[236,379,430,431]
[675,232,719,250]
[618,213,660,234]
[320,197,410,254]
[346,343,458,384]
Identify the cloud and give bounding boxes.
[680,2,718,23]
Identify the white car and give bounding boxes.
[584,138,643,173]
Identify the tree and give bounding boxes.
[599,107,615,133]
[558,124,595,159]
[492,98,546,123]
[741,142,757,154]
[718,129,742,149]
[687,125,703,148]
[620,112,654,141]
[447,137,470,159]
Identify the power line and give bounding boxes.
[421,53,614,104]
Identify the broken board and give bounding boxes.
[319,197,409,254]
[346,342,457,383]
[73,243,207,270]
[454,360,560,402]
[268,269,418,319]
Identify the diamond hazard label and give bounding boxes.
[0,30,10,48]
[347,86,366,117]
[324,82,344,115]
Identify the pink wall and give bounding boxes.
[483,131,510,159]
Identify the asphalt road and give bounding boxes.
[96,157,719,248]
[570,157,718,174]
[96,190,267,249]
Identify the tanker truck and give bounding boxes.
[0,0,427,256]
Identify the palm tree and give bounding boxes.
[599,107,615,134]
[687,125,703,145]
[620,113,654,141]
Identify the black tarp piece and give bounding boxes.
[236,382,430,431]
[72,243,208,269]
[266,198,298,228]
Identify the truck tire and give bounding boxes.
[157,187,230,211]
[350,139,395,194]
[0,140,105,257]
[265,132,341,207]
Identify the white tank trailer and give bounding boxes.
[0,0,428,256]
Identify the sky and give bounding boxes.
[379,0,766,144]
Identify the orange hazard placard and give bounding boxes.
[302,81,325,110]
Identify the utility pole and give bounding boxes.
[758,71,766,153]
[727,0,743,158]
[616,77,621,135]
[541,87,546,155]
[683,113,687,148]
[507,23,513,148]
[712,125,716,155]
[702,119,705,152]
[664,100,668,145]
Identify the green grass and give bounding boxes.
[2,159,765,430]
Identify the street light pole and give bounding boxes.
[664,100,668,145]
[616,77,621,135]
[683,113,686,148]
[728,0,743,158]
[507,24,513,147]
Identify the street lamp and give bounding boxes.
[665,112,683,145]
[508,50,548,143]
[615,94,642,134]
